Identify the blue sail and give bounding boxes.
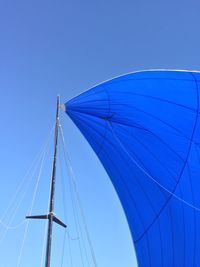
[65,70,200,267]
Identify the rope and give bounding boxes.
[73,198,90,267]
[58,151,70,267]
[0,157,41,234]
[67,231,74,267]
[39,130,56,267]
[61,229,67,267]
[58,155,73,265]
[17,126,53,267]
[58,144,85,266]
[68,161,85,267]
[59,125,85,267]
[0,152,44,242]
[0,125,54,232]
[59,123,98,267]
[108,122,200,212]
[0,219,25,230]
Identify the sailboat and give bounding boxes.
[1,69,200,267]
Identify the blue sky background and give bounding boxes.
[0,0,200,266]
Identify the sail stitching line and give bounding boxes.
[103,88,199,244]
[107,113,200,241]
[118,126,182,183]
[102,75,200,242]
[112,103,192,142]
[69,106,200,230]
[93,129,153,266]
[74,118,154,265]
[73,114,174,225]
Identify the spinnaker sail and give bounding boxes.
[65,70,200,267]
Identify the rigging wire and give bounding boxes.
[67,231,74,267]
[0,156,44,234]
[0,219,25,230]
[59,126,86,267]
[59,125,86,267]
[108,122,200,212]
[59,122,98,267]
[59,138,92,267]
[39,119,67,267]
[58,150,73,267]
[0,125,54,231]
[66,157,85,267]
[75,208,91,267]
[0,149,46,242]
[39,151,53,267]
[61,229,67,267]
[17,126,54,267]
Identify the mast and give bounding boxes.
[45,95,60,267]
[26,96,66,267]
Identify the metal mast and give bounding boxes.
[45,95,61,267]
[26,96,66,267]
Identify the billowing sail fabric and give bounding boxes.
[65,70,200,267]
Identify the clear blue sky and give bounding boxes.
[0,0,200,266]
